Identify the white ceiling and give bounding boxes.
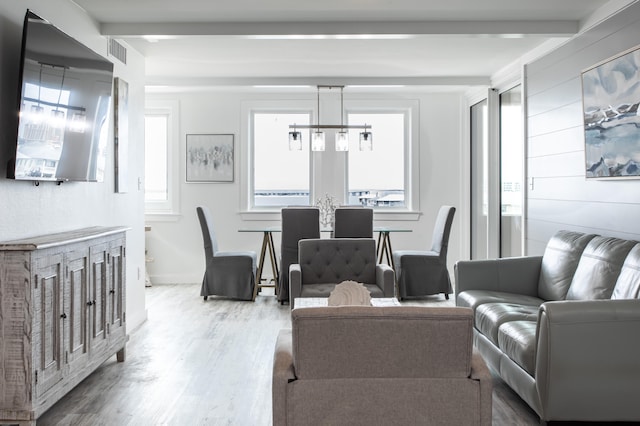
[71,0,633,89]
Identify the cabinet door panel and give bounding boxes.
[34,253,63,398]
[64,249,89,368]
[90,244,108,354]
[108,239,125,330]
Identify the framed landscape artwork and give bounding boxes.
[186,134,234,183]
[581,44,640,179]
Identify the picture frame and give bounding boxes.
[581,44,640,179]
[114,77,129,192]
[186,134,234,183]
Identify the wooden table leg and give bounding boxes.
[385,233,395,270]
[253,232,270,301]
[267,231,279,294]
[377,231,396,269]
[378,232,389,265]
[376,231,384,259]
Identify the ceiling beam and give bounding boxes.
[144,76,491,88]
[101,20,578,37]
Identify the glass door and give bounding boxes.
[470,99,489,259]
[499,86,523,257]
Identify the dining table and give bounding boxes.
[238,226,412,294]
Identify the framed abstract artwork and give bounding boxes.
[581,45,640,179]
[186,134,234,183]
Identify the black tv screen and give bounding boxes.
[10,10,114,182]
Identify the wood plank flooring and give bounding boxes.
[36,283,540,426]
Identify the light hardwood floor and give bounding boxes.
[37,283,540,426]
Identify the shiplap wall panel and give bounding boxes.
[528,127,583,158]
[529,176,640,204]
[526,218,601,253]
[524,2,640,255]
[526,218,584,243]
[528,152,585,178]
[527,216,640,251]
[527,78,581,117]
[528,199,640,239]
[528,102,583,137]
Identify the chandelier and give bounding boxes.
[288,85,373,152]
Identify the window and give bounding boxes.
[347,112,406,207]
[144,100,179,216]
[252,112,311,207]
[242,98,419,216]
[145,115,167,202]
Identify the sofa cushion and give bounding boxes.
[498,320,537,376]
[291,306,474,380]
[612,244,640,299]
[457,290,544,312]
[566,236,637,300]
[475,302,539,345]
[537,231,596,301]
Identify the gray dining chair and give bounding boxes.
[278,207,320,304]
[333,207,374,238]
[196,206,257,301]
[392,205,456,300]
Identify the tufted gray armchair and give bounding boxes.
[289,238,395,308]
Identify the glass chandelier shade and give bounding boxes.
[359,130,373,151]
[311,131,325,151]
[335,130,349,151]
[288,130,303,150]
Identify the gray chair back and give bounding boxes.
[278,207,320,302]
[430,205,456,258]
[196,206,219,258]
[298,238,377,285]
[333,207,373,238]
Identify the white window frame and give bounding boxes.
[144,99,180,220]
[344,100,419,214]
[241,98,420,221]
[241,100,315,219]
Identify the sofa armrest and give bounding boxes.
[289,264,302,308]
[273,329,295,426]
[454,256,543,299]
[536,299,640,421]
[376,264,395,297]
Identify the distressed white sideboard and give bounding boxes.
[0,227,128,425]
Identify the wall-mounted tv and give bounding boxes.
[9,10,114,182]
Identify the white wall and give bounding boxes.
[525,1,640,254]
[145,89,467,285]
[0,0,147,329]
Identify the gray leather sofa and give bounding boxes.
[455,230,640,424]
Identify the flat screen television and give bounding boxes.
[9,10,114,182]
